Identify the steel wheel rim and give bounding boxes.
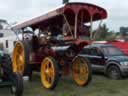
[13,43,25,75]
[41,57,55,89]
[109,68,119,79]
[72,57,89,86]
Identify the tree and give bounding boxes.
[93,23,115,40]
[99,24,108,39]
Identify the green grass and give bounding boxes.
[0,73,128,96]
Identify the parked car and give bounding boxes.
[79,43,128,79]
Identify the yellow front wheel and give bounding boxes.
[12,42,25,74]
[40,57,59,89]
[72,56,92,86]
[12,41,31,77]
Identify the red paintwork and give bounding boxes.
[107,41,128,56]
[12,2,107,30]
[74,39,90,51]
[30,46,56,64]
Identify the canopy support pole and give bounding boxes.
[90,16,93,40]
[74,13,78,39]
[62,14,74,38]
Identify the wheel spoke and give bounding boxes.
[44,60,49,69]
[46,63,54,78]
[47,76,52,84]
[49,68,54,78]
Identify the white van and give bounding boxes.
[0,29,22,54]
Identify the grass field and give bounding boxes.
[0,73,128,96]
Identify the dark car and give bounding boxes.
[79,43,128,79]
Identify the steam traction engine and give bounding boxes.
[12,2,107,89]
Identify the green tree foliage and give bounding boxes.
[93,23,115,41]
[120,27,128,40]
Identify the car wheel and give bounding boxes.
[107,65,121,80]
[11,72,23,96]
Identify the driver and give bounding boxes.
[39,34,48,46]
[23,30,33,40]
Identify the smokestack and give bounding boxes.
[63,0,69,4]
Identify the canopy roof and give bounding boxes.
[12,2,107,30]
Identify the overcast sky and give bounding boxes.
[0,0,127,32]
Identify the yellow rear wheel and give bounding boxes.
[40,57,59,89]
[12,42,25,75]
[72,56,91,86]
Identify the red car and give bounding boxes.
[107,41,128,56]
